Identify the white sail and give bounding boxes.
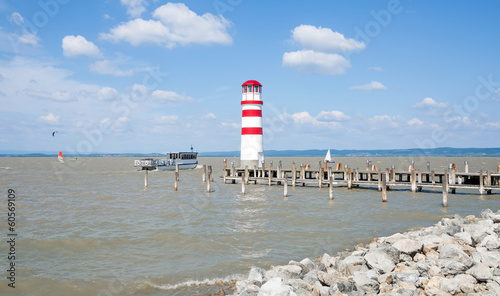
[324,149,331,162]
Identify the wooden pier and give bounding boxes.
[222,161,500,203]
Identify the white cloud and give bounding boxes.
[317,110,350,121]
[8,12,24,26]
[367,115,400,128]
[27,89,74,102]
[90,60,133,76]
[291,25,365,52]
[97,87,120,101]
[100,2,232,48]
[121,0,147,18]
[152,115,179,124]
[407,117,424,126]
[17,32,39,46]
[486,121,500,128]
[413,97,448,109]
[130,83,149,101]
[369,66,383,71]
[283,50,350,75]
[203,113,217,120]
[292,111,342,129]
[62,35,102,58]
[151,90,194,103]
[350,81,387,91]
[39,113,60,125]
[221,121,239,128]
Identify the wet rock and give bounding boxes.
[248,266,266,285]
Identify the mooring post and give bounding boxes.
[268,164,272,186]
[366,160,369,170]
[464,161,469,173]
[390,168,395,183]
[300,165,304,179]
[230,162,235,176]
[347,167,352,189]
[378,171,381,191]
[411,169,416,192]
[327,167,332,181]
[241,176,245,194]
[479,170,484,195]
[432,171,436,185]
[498,164,500,173]
[244,165,249,185]
[318,165,323,188]
[427,161,430,172]
[382,172,387,202]
[292,162,296,188]
[329,176,333,200]
[207,170,211,193]
[418,169,422,192]
[174,171,178,191]
[442,170,448,207]
[284,177,288,197]
[175,164,179,181]
[144,170,148,188]
[202,165,207,182]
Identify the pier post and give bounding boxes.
[479,170,484,195]
[418,169,422,192]
[442,170,448,207]
[284,177,288,197]
[241,176,246,194]
[431,171,435,185]
[292,162,296,188]
[277,162,282,185]
[347,168,352,189]
[318,165,323,188]
[498,165,500,173]
[202,165,207,182]
[207,170,211,193]
[230,162,235,176]
[366,160,369,170]
[465,161,469,173]
[390,168,395,183]
[144,170,148,188]
[327,167,332,181]
[427,161,430,172]
[382,172,387,202]
[174,171,178,191]
[244,165,249,185]
[268,164,272,186]
[261,161,265,178]
[175,164,179,181]
[329,176,333,200]
[411,169,416,192]
[487,170,492,194]
[253,166,257,181]
[300,165,305,180]
[378,171,381,191]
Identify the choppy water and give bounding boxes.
[0,156,499,295]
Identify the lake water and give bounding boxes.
[0,156,499,295]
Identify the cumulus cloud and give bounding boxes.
[28,89,74,102]
[283,50,350,75]
[367,115,400,128]
[413,97,448,109]
[152,115,179,124]
[62,35,102,58]
[317,110,350,121]
[151,90,194,103]
[39,113,60,125]
[291,111,343,129]
[408,117,424,126]
[6,12,40,48]
[97,87,120,101]
[121,0,147,18]
[350,81,387,91]
[90,60,133,76]
[100,2,232,48]
[291,25,365,52]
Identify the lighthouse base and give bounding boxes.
[240,159,259,169]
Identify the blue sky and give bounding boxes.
[1,0,500,154]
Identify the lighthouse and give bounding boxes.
[240,80,264,168]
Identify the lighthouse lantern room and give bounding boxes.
[240,80,264,168]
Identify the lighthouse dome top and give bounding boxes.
[242,80,262,86]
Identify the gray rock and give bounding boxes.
[438,259,470,276]
[445,222,463,236]
[364,247,400,274]
[467,263,493,281]
[471,249,500,268]
[393,238,423,255]
[394,272,419,285]
[302,270,318,285]
[328,281,357,294]
[336,254,363,276]
[439,277,462,294]
[453,231,473,246]
[384,233,407,244]
[299,258,315,271]
[352,270,379,294]
[400,253,413,262]
[258,277,294,296]
[463,224,490,245]
[248,267,266,285]
[239,284,261,296]
[267,265,303,280]
[480,234,500,249]
[439,244,473,268]
[284,278,313,293]
[416,260,435,278]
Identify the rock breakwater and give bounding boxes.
[231,209,500,296]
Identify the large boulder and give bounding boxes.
[352,270,379,294]
[467,263,493,282]
[364,246,400,274]
[258,277,294,296]
[336,254,363,276]
[392,238,423,255]
[439,244,473,268]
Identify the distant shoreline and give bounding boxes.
[2,147,500,158]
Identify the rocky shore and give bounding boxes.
[230,209,500,296]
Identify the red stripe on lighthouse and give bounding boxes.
[241,100,263,105]
[241,127,262,135]
[242,110,262,117]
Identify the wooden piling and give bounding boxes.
[175,164,179,181]
[284,178,288,197]
[329,176,333,200]
[144,170,148,188]
[465,161,469,173]
[382,172,387,202]
[431,171,435,185]
[207,170,211,193]
[292,162,296,188]
[241,176,246,194]
[498,165,500,173]
[442,170,448,207]
[202,164,207,182]
[347,168,352,189]
[174,171,178,191]
[479,170,484,195]
[377,171,381,191]
[268,164,272,186]
[411,169,416,192]
[244,165,249,185]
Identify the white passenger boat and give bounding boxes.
[134,148,198,171]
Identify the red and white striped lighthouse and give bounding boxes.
[241,80,264,168]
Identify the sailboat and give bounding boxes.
[324,149,335,163]
[58,151,64,163]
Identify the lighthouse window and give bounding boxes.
[255,86,259,92]
[248,85,253,92]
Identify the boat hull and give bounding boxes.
[156,161,198,171]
